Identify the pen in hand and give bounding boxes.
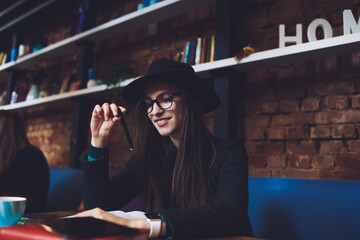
[117,106,134,151]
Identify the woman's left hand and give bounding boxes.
[73,208,150,230]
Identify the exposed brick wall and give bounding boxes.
[243,57,360,180]
[20,102,73,167]
[241,1,360,180]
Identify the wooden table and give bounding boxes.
[24,212,265,240]
[200,237,264,240]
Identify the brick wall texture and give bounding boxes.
[4,0,359,180]
[239,0,360,180]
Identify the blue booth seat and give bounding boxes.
[47,167,144,212]
[248,177,360,240]
[47,168,83,212]
[48,168,360,240]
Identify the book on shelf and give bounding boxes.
[175,35,215,65]
[59,74,72,94]
[200,36,208,64]
[195,37,201,65]
[203,35,215,63]
[187,38,198,65]
[209,35,215,62]
[204,36,211,63]
[183,41,190,63]
[179,42,187,63]
[173,52,183,62]
[0,52,4,65]
[0,52,7,65]
[2,54,7,65]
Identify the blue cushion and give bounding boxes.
[47,168,83,211]
[248,177,360,240]
[47,169,360,240]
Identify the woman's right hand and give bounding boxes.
[90,103,126,148]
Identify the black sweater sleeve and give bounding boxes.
[81,150,140,211]
[157,141,253,239]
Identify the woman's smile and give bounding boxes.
[155,117,171,127]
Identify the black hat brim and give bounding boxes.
[122,70,220,113]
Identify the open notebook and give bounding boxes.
[65,210,147,220]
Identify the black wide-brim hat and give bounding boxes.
[122,58,220,113]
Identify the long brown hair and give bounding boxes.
[135,84,216,211]
[0,110,30,175]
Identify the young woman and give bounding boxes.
[0,110,49,213]
[78,58,253,239]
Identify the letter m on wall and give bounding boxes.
[343,9,360,35]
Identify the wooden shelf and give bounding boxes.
[0,0,212,72]
[2,32,359,110]
[0,77,137,110]
[0,85,107,110]
[194,32,360,78]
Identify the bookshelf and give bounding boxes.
[0,0,218,167]
[194,32,360,78]
[2,32,359,110]
[0,0,212,72]
[0,85,107,110]
[0,78,135,110]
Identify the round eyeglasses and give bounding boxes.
[140,92,182,114]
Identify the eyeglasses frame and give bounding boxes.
[140,92,182,114]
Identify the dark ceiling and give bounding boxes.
[0,0,82,34]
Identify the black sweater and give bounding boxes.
[81,138,253,239]
[0,146,49,213]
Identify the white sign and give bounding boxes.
[279,9,360,48]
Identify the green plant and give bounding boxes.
[105,60,135,86]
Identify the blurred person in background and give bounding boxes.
[0,110,49,213]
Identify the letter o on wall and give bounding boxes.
[307,18,333,42]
